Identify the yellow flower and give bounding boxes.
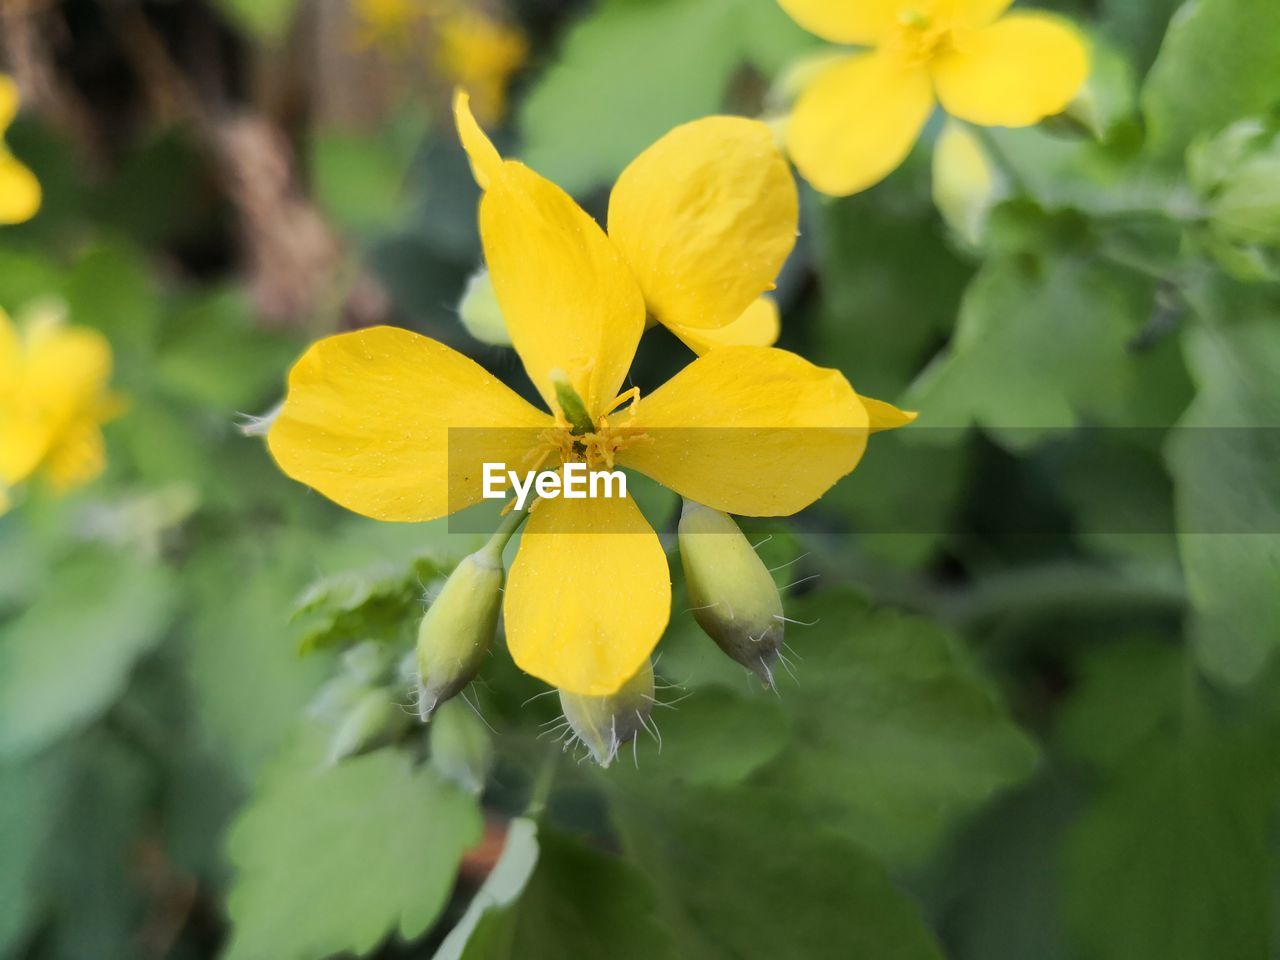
[777,0,1090,196]
[0,75,41,225]
[438,9,528,123]
[0,305,123,512]
[268,95,914,696]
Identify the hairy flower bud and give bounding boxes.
[457,268,513,347]
[415,545,504,720]
[429,699,495,794]
[559,658,654,768]
[678,499,784,688]
[326,685,408,766]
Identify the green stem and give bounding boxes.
[525,743,559,819]
[479,506,531,565]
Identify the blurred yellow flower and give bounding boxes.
[354,0,432,48]
[438,9,528,123]
[778,0,1089,196]
[0,305,124,513]
[0,75,41,225]
[267,93,913,696]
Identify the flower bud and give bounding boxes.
[325,686,409,766]
[415,545,504,719]
[457,268,513,347]
[932,121,1001,247]
[559,658,654,768]
[429,698,495,794]
[678,499,783,688]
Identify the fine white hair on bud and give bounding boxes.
[415,547,504,720]
[677,499,785,688]
[558,659,655,768]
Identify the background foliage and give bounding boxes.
[1,0,1278,958]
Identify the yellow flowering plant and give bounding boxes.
[0,304,124,514]
[776,0,1090,196]
[267,92,914,698]
[0,75,42,225]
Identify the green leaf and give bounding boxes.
[1166,321,1280,684]
[616,686,791,787]
[292,553,446,654]
[434,817,540,960]
[0,549,175,759]
[1141,0,1280,163]
[440,821,677,960]
[906,253,1192,449]
[0,757,60,955]
[756,593,1038,863]
[311,118,426,235]
[224,748,483,960]
[1062,722,1276,960]
[519,0,814,193]
[183,538,333,783]
[614,786,942,959]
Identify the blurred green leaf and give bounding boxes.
[215,0,299,41]
[1062,721,1276,960]
[519,0,814,193]
[1142,0,1280,163]
[617,686,791,788]
[183,538,331,783]
[311,121,425,235]
[0,548,175,759]
[615,786,942,959]
[441,821,677,959]
[906,253,1192,448]
[0,757,59,955]
[1167,321,1280,685]
[224,747,483,960]
[756,593,1038,863]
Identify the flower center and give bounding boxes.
[524,386,651,483]
[888,8,953,66]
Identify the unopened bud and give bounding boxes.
[932,121,1001,247]
[559,658,654,768]
[326,686,408,766]
[429,698,495,794]
[415,546,504,720]
[457,268,513,347]
[678,499,783,688]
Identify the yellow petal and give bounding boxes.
[669,297,781,355]
[480,162,645,418]
[504,493,671,696]
[453,88,503,190]
[863,396,918,433]
[608,117,798,332]
[23,322,113,429]
[0,75,18,132]
[620,346,869,517]
[787,52,934,197]
[932,13,1090,128]
[267,326,551,522]
[42,419,106,492]
[776,0,915,44]
[954,0,1015,28]
[0,150,41,225]
[0,418,52,487]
